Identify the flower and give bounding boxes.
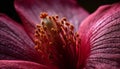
[0,0,120,69]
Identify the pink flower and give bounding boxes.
[0,0,120,69]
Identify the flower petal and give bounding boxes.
[0,60,52,69]
[78,3,120,68]
[0,14,43,63]
[14,0,89,39]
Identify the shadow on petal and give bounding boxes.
[0,60,53,69]
[78,2,120,69]
[0,14,44,64]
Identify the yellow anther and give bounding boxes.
[55,15,59,19]
[40,12,48,18]
[40,30,45,34]
[49,42,53,45]
[70,25,74,31]
[34,33,39,37]
[51,28,57,33]
[52,16,56,21]
[36,24,41,28]
[43,26,47,31]
[42,22,45,26]
[61,20,64,24]
[65,22,70,26]
[62,17,67,21]
[48,16,52,20]
[40,34,45,38]
[35,30,40,35]
[34,39,39,45]
[34,45,38,49]
[37,49,42,53]
[51,28,54,31]
[69,31,73,35]
[75,32,79,37]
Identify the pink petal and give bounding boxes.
[0,14,44,63]
[78,3,120,68]
[14,0,89,39]
[0,60,53,69]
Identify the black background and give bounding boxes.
[0,0,119,23]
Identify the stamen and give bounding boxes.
[34,12,81,67]
[40,12,48,18]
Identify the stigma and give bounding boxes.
[34,12,80,68]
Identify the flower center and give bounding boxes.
[34,12,81,69]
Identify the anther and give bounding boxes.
[61,20,64,24]
[49,42,53,45]
[41,30,45,34]
[34,39,39,45]
[36,24,41,28]
[65,22,70,26]
[62,17,67,21]
[75,32,79,37]
[43,26,47,31]
[70,25,74,31]
[34,45,38,50]
[55,15,59,19]
[40,12,48,18]
[42,22,45,26]
[34,33,38,37]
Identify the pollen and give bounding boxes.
[34,12,81,65]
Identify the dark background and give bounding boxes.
[0,0,119,23]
